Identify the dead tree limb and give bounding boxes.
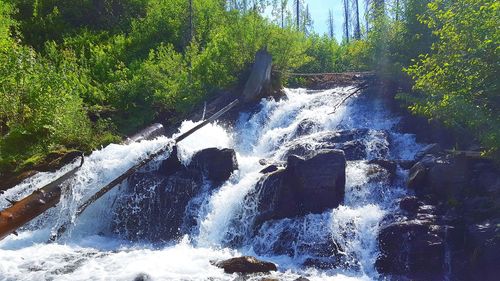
[328,83,369,115]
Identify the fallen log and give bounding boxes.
[50,99,240,241]
[0,123,165,241]
[0,154,84,240]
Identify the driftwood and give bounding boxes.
[0,154,84,240]
[50,99,240,241]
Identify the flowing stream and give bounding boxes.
[0,87,424,281]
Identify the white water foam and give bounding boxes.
[0,87,425,281]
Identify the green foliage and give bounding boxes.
[1,0,498,175]
[0,44,95,172]
[404,0,500,156]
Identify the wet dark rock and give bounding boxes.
[302,257,339,270]
[253,149,346,225]
[213,256,277,274]
[133,273,151,281]
[376,219,448,278]
[397,159,416,170]
[159,146,185,177]
[369,159,397,175]
[463,197,500,222]
[113,168,203,241]
[190,148,238,184]
[407,162,427,191]
[414,143,442,162]
[282,129,381,161]
[294,277,311,281]
[114,147,237,241]
[260,165,280,174]
[408,154,471,200]
[466,219,500,280]
[399,196,421,214]
[368,159,397,182]
[294,119,319,137]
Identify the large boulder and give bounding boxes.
[190,148,238,184]
[376,218,449,278]
[408,154,471,200]
[253,149,346,227]
[113,147,238,241]
[113,169,203,241]
[213,256,277,274]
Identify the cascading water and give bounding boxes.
[0,86,424,281]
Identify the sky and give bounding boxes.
[305,0,344,39]
[267,0,367,42]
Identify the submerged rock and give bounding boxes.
[213,256,277,274]
[283,129,390,161]
[253,149,346,226]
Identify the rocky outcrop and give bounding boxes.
[376,214,451,279]
[377,144,500,280]
[408,153,470,200]
[213,256,277,274]
[113,147,238,241]
[252,149,346,227]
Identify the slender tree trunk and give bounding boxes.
[281,0,285,28]
[296,0,300,30]
[354,0,361,39]
[395,0,400,21]
[189,0,193,40]
[328,9,335,39]
[343,0,350,42]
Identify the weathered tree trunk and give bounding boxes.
[242,49,272,102]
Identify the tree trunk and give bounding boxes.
[354,0,361,39]
[0,155,84,240]
[344,0,350,42]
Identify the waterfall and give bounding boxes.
[0,87,424,281]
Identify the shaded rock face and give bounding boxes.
[467,219,500,280]
[213,256,277,274]
[376,218,449,278]
[113,147,238,241]
[377,144,500,280]
[408,153,470,200]
[252,149,346,227]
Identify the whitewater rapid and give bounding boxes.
[0,87,423,281]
